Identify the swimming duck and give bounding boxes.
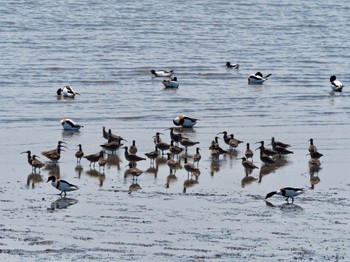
[61,118,83,131]
[47,175,79,196]
[330,75,344,92]
[162,77,179,88]
[226,62,239,69]
[151,69,174,77]
[173,114,197,128]
[57,85,80,98]
[248,72,271,84]
[265,187,305,203]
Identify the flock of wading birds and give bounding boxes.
[20,66,328,203]
[21,122,324,203]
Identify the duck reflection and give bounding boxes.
[86,169,105,187]
[128,182,142,194]
[26,172,43,188]
[49,197,78,210]
[61,130,81,140]
[265,200,303,211]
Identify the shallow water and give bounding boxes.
[1,0,350,261]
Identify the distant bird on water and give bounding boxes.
[47,175,79,196]
[57,85,80,98]
[248,72,271,84]
[162,77,179,88]
[61,118,83,131]
[226,62,239,69]
[151,69,174,77]
[265,187,305,204]
[173,114,197,128]
[330,75,344,92]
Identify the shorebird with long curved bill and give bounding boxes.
[330,75,344,92]
[151,69,174,77]
[248,72,271,84]
[47,175,79,196]
[265,187,305,204]
[57,85,80,98]
[61,118,83,131]
[123,146,146,163]
[173,114,197,128]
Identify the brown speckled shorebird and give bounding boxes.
[256,146,276,165]
[184,157,198,176]
[84,152,100,167]
[193,147,201,166]
[228,134,244,149]
[31,155,45,173]
[123,146,146,162]
[129,140,138,155]
[255,141,277,157]
[145,146,159,165]
[75,144,84,164]
[169,140,184,158]
[271,137,291,149]
[42,141,67,157]
[98,150,107,171]
[240,157,259,170]
[166,153,177,175]
[244,143,254,160]
[217,131,231,145]
[165,127,188,144]
[107,129,125,142]
[127,162,143,181]
[272,144,293,158]
[100,139,124,154]
[42,144,65,163]
[178,134,199,153]
[308,138,318,153]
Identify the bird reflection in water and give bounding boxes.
[145,165,158,178]
[265,200,304,211]
[258,157,289,183]
[26,172,43,189]
[165,173,178,189]
[49,197,78,210]
[75,164,83,179]
[86,169,105,187]
[128,182,142,194]
[210,160,220,176]
[183,169,200,193]
[241,169,258,188]
[106,154,122,170]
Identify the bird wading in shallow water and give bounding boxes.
[248,72,271,84]
[162,77,179,88]
[330,75,344,92]
[61,118,83,131]
[265,187,305,204]
[226,61,239,69]
[47,175,79,196]
[151,69,174,77]
[57,85,80,98]
[173,115,197,128]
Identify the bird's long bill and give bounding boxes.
[265,191,276,199]
[216,132,224,135]
[265,74,272,78]
[20,151,28,154]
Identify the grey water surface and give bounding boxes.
[0,0,349,261]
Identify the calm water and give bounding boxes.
[1,0,350,261]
